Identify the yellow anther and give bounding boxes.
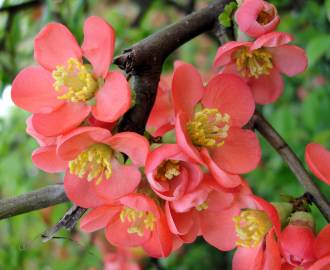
[155,160,181,181]
[235,47,273,78]
[195,201,208,211]
[52,58,99,102]
[187,108,230,148]
[233,209,272,248]
[120,207,156,237]
[69,144,112,185]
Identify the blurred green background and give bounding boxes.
[0,0,330,269]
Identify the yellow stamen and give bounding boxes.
[235,47,273,78]
[155,160,181,181]
[233,209,272,248]
[69,143,112,185]
[120,207,156,237]
[187,108,230,148]
[196,201,208,211]
[52,58,99,102]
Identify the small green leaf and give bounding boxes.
[218,2,238,27]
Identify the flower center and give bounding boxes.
[195,201,209,211]
[69,143,112,185]
[235,47,273,78]
[257,10,274,25]
[155,160,181,181]
[187,108,230,148]
[120,207,156,237]
[52,58,99,102]
[233,209,272,248]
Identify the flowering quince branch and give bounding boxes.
[0,184,67,220]
[4,0,330,268]
[251,111,330,222]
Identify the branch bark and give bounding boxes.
[0,184,67,220]
[252,111,330,222]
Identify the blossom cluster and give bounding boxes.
[10,0,330,269]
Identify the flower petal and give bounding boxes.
[305,143,330,185]
[210,127,261,174]
[309,255,330,270]
[64,170,109,208]
[143,209,173,258]
[269,45,308,77]
[232,246,262,270]
[201,148,242,188]
[82,16,115,78]
[32,145,67,173]
[11,66,63,113]
[57,126,111,160]
[34,23,82,71]
[80,206,120,232]
[171,61,204,117]
[200,207,240,251]
[92,71,131,122]
[248,67,283,104]
[32,103,91,137]
[214,42,250,67]
[251,32,293,50]
[314,224,330,259]
[175,112,204,164]
[202,74,255,127]
[105,132,149,166]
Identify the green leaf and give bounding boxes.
[218,2,238,27]
[306,34,330,67]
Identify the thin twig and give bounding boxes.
[0,0,43,13]
[252,111,330,222]
[0,184,67,220]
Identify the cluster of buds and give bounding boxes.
[10,0,330,269]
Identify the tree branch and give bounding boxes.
[0,0,43,13]
[252,111,330,222]
[0,184,67,220]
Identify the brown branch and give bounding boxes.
[0,184,67,220]
[0,0,43,13]
[252,111,330,222]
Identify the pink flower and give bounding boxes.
[165,174,255,251]
[54,126,149,208]
[145,144,203,201]
[214,32,308,104]
[12,16,131,137]
[103,249,140,270]
[172,61,260,181]
[146,78,175,137]
[235,0,280,38]
[280,224,315,269]
[80,193,173,258]
[308,224,330,270]
[231,196,282,270]
[305,143,330,185]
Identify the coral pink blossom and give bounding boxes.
[230,196,282,270]
[53,126,149,208]
[12,16,131,137]
[172,61,260,179]
[235,0,280,38]
[146,78,175,137]
[305,143,330,185]
[214,32,308,104]
[103,249,140,270]
[145,144,203,201]
[308,225,330,270]
[280,224,316,269]
[165,175,255,251]
[80,194,173,258]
